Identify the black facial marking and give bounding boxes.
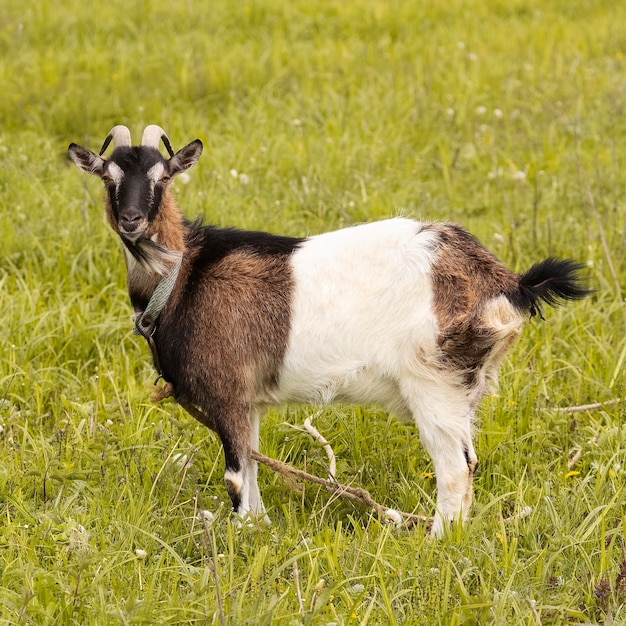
[106,146,168,227]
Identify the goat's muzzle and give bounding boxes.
[119,211,148,242]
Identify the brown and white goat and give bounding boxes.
[68,125,589,536]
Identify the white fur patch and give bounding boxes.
[147,162,166,184]
[224,469,244,494]
[472,295,524,395]
[124,243,182,279]
[264,218,440,417]
[106,162,124,186]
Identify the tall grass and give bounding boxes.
[1,0,625,623]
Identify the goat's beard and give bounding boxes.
[124,238,182,277]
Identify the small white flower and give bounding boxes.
[456,41,466,50]
[467,52,478,62]
[178,172,191,184]
[291,118,302,127]
[446,107,455,117]
[384,508,403,528]
[475,106,487,115]
[493,108,504,119]
[230,168,238,178]
[198,510,215,525]
[238,173,250,185]
[135,549,148,559]
[512,170,527,182]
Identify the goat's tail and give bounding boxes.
[508,258,591,318]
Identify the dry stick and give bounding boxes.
[551,397,625,414]
[251,448,430,524]
[302,414,336,479]
[568,435,599,471]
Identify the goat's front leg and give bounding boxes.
[217,404,270,525]
[216,404,253,518]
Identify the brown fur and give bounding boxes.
[147,191,187,251]
[427,223,520,386]
[104,194,118,236]
[156,247,295,472]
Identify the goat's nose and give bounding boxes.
[120,211,144,231]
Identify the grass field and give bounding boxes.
[1,0,626,623]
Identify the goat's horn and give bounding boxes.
[99,125,132,156]
[141,125,175,157]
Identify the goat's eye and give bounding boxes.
[101,175,112,184]
[160,176,170,185]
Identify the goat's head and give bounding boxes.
[68,125,203,243]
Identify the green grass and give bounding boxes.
[1,0,626,623]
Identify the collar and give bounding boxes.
[133,253,183,340]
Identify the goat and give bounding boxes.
[68,125,589,536]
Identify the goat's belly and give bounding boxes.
[260,361,413,420]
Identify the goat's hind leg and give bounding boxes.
[404,382,478,537]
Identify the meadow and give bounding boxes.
[1,0,625,623]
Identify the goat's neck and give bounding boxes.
[122,191,188,311]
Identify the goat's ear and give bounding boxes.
[68,144,105,177]
[169,139,203,176]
